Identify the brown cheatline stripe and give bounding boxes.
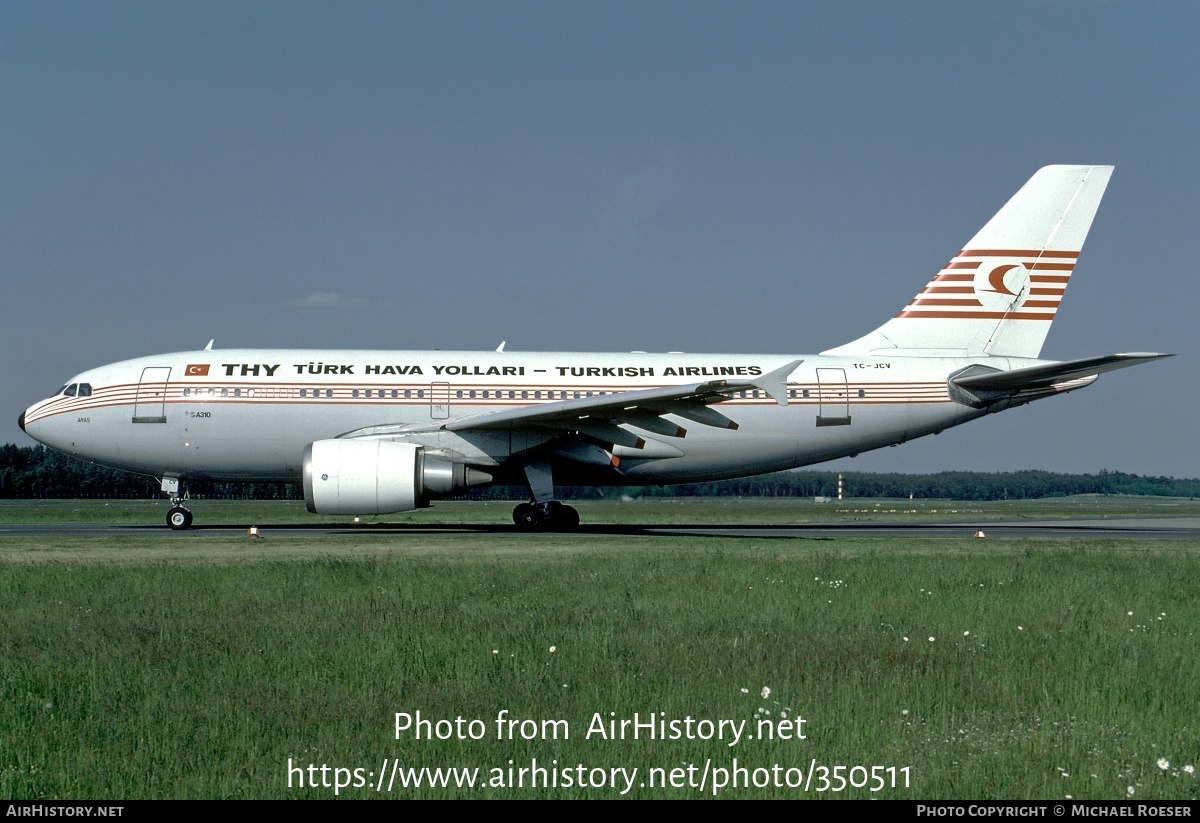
[958,249,1079,258]
[895,310,1055,319]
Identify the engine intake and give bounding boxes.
[303,439,491,515]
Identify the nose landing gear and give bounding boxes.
[167,506,193,530]
[161,476,193,530]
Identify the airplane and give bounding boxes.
[19,165,1171,531]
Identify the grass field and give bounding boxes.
[2,499,1198,799]
[4,494,1199,527]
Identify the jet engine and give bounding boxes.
[303,439,491,515]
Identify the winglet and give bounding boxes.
[753,359,803,405]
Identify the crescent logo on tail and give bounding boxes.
[984,264,1021,296]
[973,260,1032,313]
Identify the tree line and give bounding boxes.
[3,443,1196,501]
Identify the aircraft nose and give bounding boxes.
[18,409,26,432]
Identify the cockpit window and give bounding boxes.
[77,384,93,397]
[64,384,78,397]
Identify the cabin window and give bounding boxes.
[802,389,810,398]
[858,389,866,398]
[404,389,411,398]
[351,389,359,398]
[416,390,424,399]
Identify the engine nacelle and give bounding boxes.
[303,439,490,515]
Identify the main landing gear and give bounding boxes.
[162,476,193,530]
[513,457,580,530]
[512,501,580,531]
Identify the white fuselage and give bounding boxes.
[21,348,1005,487]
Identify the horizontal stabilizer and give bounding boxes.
[952,353,1172,392]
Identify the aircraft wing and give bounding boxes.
[441,358,803,446]
[334,359,803,457]
[952,353,1172,392]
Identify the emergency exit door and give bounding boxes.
[815,368,851,427]
[132,367,171,424]
[430,382,450,419]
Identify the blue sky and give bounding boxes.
[3,1,1196,476]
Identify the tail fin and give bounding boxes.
[823,165,1113,358]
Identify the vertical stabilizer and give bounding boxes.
[823,165,1113,358]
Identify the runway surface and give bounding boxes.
[4,517,1200,540]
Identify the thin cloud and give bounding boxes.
[288,292,370,308]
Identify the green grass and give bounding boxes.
[1,500,1198,799]
[3,494,1198,527]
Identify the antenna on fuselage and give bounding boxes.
[495,341,506,352]
[204,340,214,351]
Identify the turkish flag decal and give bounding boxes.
[185,364,210,376]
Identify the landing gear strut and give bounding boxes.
[162,476,193,530]
[513,457,580,530]
[512,501,580,531]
